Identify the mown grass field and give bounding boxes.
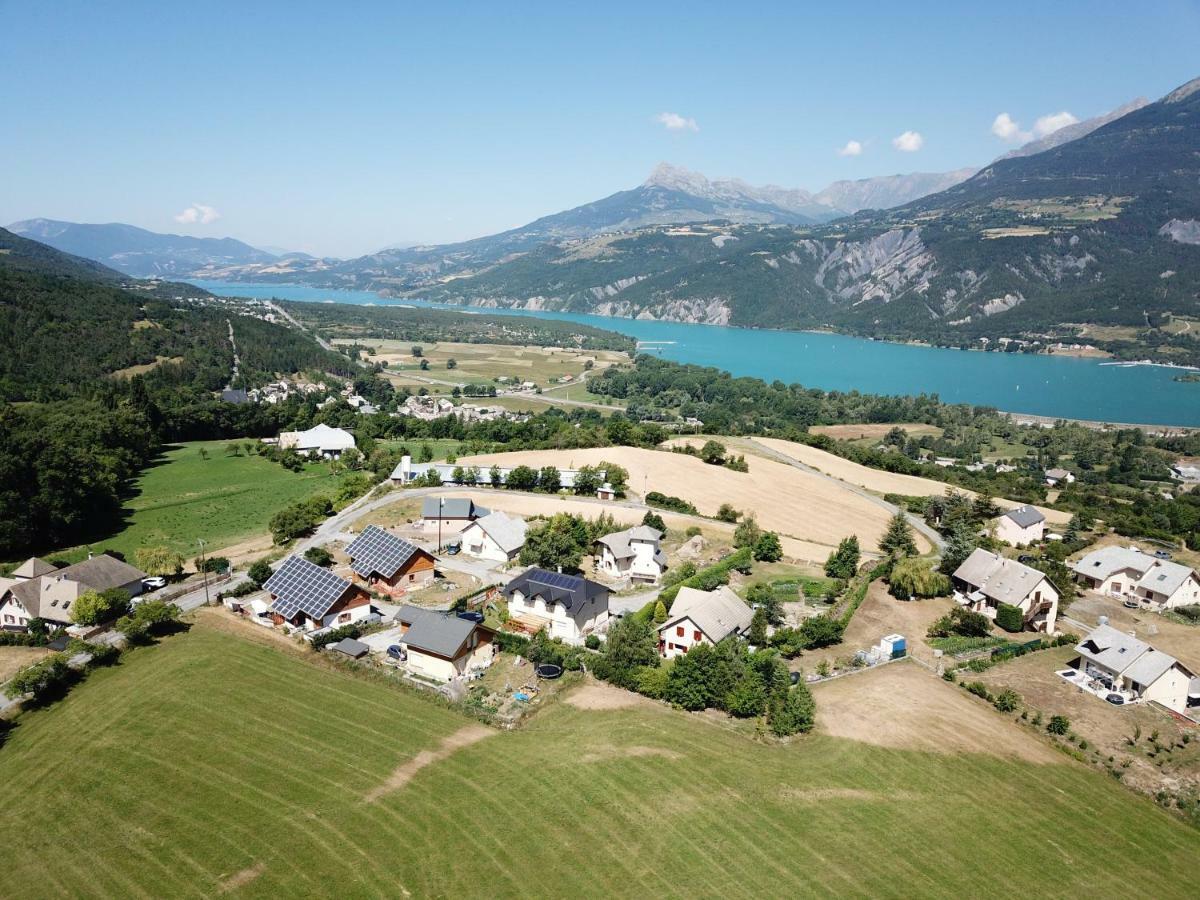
[0,621,1197,897]
[54,440,350,564]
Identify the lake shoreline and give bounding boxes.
[190,279,1200,429]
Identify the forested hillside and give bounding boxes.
[0,228,356,556]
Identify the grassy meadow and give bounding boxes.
[0,620,1197,897]
[54,440,351,564]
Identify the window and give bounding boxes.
[338,612,351,623]
[3,615,11,624]
[676,626,684,637]
[694,630,702,642]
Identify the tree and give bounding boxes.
[768,683,816,736]
[8,653,72,702]
[507,465,539,491]
[269,504,319,544]
[888,557,951,600]
[304,546,334,567]
[938,523,978,576]
[537,466,562,493]
[716,503,740,523]
[927,606,991,638]
[733,515,762,549]
[71,588,130,626]
[746,582,783,626]
[419,359,430,371]
[753,531,783,562]
[726,672,767,718]
[196,555,230,574]
[572,465,601,496]
[664,644,713,710]
[248,560,273,587]
[447,358,457,370]
[824,535,860,579]
[994,688,1021,713]
[749,607,769,645]
[224,443,241,457]
[879,512,917,558]
[135,546,183,578]
[603,616,660,685]
[519,513,589,571]
[489,464,503,488]
[641,510,667,534]
[418,442,434,463]
[699,440,726,465]
[971,492,1000,523]
[653,599,668,624]
[798,615,844,648]
[117,599,181,643]
[410,345,423,357]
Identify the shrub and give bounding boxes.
[303,547,334,567]
[887,557,951,600]
[634,665,668,699]
[645,491,698,515]
[928,607,991,639]
[993,688,1021,713]
[641,511,667,534]
[8,653,74,702]
[733,516,762,549]
[715,503,740,523]
[995,603,1024,633]
[964,681,992,702]
[71,588,131,626]
[310,623,362,651]
[247,560,273,587]
[726,673,768,718]
[753,531,783,563]
[135,546,184,577]
[768,682,816,736]
[584,634,601,650]
[1047,715,1071,736]
[699,440,726,465]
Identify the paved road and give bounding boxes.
[738,437,946,553]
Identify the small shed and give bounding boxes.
[327,637,370,660]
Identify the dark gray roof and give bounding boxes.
[396,605,479,658]
[221,389,249,404]
[346,525,427,579]
[1003,505,1046,528]
[54,554,146,589]
[422,497,488,519]
[265,555,353,621]
[328,637,370,658]
[502,568,608,612]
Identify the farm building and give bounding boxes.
[421,497,489,538]
[394,605,495,682]
[390,454,605,492]
[0,554,146,631]
[993,505,1045,546]
[1071,624,1197,713]
[594,525,667,583]
[459,511,528,562]
[658,585,753,659]
[277,423,356,459]
[345,525,436,596]
[263,555,373,632]
[1070,546,1200,610]
[951,548,1059,634]
[501,568,610,645]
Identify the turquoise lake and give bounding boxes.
[192,281,1200,427]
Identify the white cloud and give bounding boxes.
[655,111,699,132]
[892,130,924,152]
[1033,110,1078,138]
[174,203,221,225]
[991,112,1032,143]
[837,139,863,157]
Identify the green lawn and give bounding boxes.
[54,440,350,564]
[0,622,1197,897]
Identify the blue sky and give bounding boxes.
[3,1,1198,256]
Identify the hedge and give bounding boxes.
[996,603,1024,633]
[838,561,892,627]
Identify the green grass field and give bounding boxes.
[0,621,1197,897]
[55,440,350,564]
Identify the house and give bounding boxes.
[951,548,1059,633]
[596,483,616,501]
[459,511,528,562]
[658,585,753,659]
[1044,467,1075,486]
[394,605,495,682]
[263,555,373,632]
[327,637,370,660]
[346,525,436,596]
[277,423,356,459]
[1071,624,1196,712]
[594,525,667,583]
[993,505,1046,546]
[0,554,146,631]
[501,568,610,645]
[1070,546,1200,610]
[421,497,489,537]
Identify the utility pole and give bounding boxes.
[197,538,211,607]
[437,497,444,552]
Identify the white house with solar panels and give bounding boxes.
[345,525,436,597]
[501,568,610,645]
[263,555,373,632]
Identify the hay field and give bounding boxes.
[752,437,1070,525]
[458,447,923,555]
[1,622,1197,897]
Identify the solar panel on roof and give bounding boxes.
[528,569,582,591]
[264,556,351,620]
[346,525,421,579]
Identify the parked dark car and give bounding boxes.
[1017,554,1035,564]
[456,610,484,624]
[445,542,461,556]
[1154,550,1172,560]
[386,645,405,661]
